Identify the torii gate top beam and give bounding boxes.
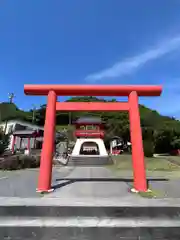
[24,84,162,96]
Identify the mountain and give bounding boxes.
[1,97,180,154]
[0,102,32,123]
[0,97,180,136]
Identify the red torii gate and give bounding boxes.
[24,84,162,193]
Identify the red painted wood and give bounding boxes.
[75,130,104,138]
[37,91,57,192]
[129,91,147,191]
[56,102,129,111]
[11,135,16,154]
[24,84,162,96]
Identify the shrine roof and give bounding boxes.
[75,116,102,124]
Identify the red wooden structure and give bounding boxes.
[74,117,104,139]
[11,130,42,154]
[24,84,162,192]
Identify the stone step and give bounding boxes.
[1,217,180,227]
[1,215,180,239]
[1,198,180,239]
[68,156,113,166]
[1,225,180,240]
[1,205,180,218]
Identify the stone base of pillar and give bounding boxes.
[36,188,54,193]
[130,188,152,193]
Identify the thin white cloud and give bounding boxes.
[85,35,180,82]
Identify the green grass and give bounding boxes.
[111,154,180,171]
[160,155,180,163]
[56,125,68,131]
[138,189,163,198]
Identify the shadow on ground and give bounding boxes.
[53,177,169,190]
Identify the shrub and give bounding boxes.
[0,155,20,170]
[143,140,154,157]
[30,155,40,168]
[0,154,40,170]
[171,138,180,150]
[0,131,9,155]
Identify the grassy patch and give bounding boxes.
[138,189,163,198]
[111,154,180,171]
[56,125,68,131]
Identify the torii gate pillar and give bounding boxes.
[37,91,57,192]
[129,91,146,191]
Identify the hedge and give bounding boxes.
[0,155,40,170]
[143,140,154,158]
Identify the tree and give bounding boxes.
[67,125,76,142]
[143,139,154,157]
[154,129,174,153]
[1,96,180,155]
[171,138,180,150]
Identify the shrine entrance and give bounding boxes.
[80,141,100,155]
[24,84,162,193]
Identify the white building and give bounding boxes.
[0,120,44,150]
[72,138,108,157]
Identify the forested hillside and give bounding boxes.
[1,96,180,155]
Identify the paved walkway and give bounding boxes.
[47,166,133,198]
[1,166,180,198]
[0,166,134,198]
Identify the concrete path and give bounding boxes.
[47,166,132,198]
[0,166,133,198]
[1,166,180,198]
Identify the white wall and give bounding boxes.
[0,122,15,135]
[0,120,44,135]
[72,138,108,156]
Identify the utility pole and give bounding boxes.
[8,93,15,103]
[69,112,71,125]
[32,105,36,124]
[4,93,15,135]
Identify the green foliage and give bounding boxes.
[143,140,154,157]
[171,138,180,150]
[0,130,9,155]
[154,130,174,153]
[66,125,76,142]
[0,102,32,123]
[1,97,180,154]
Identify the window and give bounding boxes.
[86,125,98,130]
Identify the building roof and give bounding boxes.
[75,116,102,124]
[13,130,42,138]
[0,119,44,130]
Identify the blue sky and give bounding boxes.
[0,1,180,118]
